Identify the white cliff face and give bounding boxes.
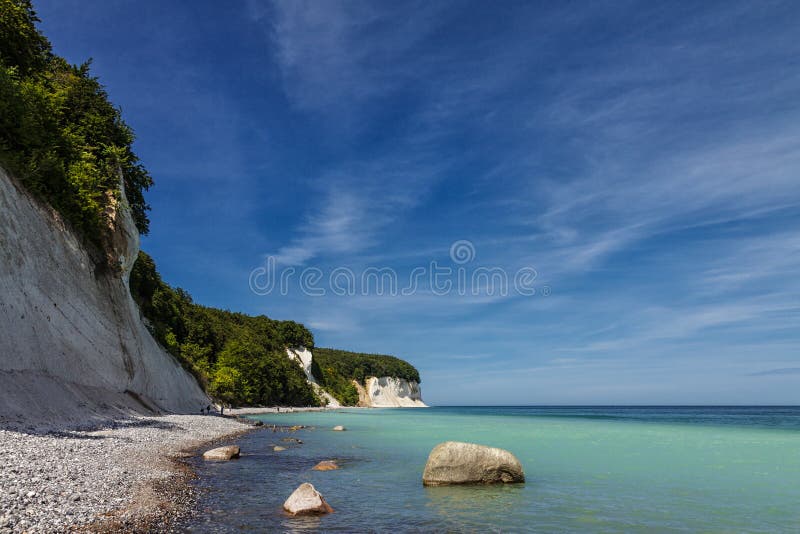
[285,347,340,407]
[0,168,209,426]
[284,348,425,408]
[364,376,427,408]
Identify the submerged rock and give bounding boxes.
[332,425,346,431]
[273,445,286,452]
[283,483,333,516]
[422,441,524,486]
[312,460,339,471]
[202,445,240,461]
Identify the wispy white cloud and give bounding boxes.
[272,188,367,265]
[699,231,800,293]
[267,0,446,111]
[256,1,800,403]
[749,367,800,376]
[271,152,449,265]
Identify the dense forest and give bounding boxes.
[130,252,319,407]
[0,0,151,263]
[312,348,421,406]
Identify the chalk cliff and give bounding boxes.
[353,377,427,408]
[286,347,341,407]
[0,168,209,426]
[287,347,426,407]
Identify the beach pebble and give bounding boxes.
[422,441,525,486]
[283,483,333,516]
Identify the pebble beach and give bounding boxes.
[0,415,251,533]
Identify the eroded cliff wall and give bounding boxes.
[0,168,209,426]
[356,376,427,407]
[285,347,341,407]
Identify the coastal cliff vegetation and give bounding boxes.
[311,348,421,405]
[130,252,319,407]
[0,0,151,253]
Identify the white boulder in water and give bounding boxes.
[202,445,240,461]
[283,483,334,515]
[422,441,525,486]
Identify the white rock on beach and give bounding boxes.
[202,445,240,460]
[422,441,525,486]
[283,483,333,516]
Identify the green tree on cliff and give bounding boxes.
[0,0,152,250]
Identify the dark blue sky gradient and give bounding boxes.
[35,0,800,404]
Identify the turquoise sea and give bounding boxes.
[186,407,800,532]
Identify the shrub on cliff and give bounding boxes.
[310,357,360,406]
[0,0,152,252]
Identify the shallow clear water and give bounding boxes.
[185,407,800,532]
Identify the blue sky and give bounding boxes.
[36,0,800,405]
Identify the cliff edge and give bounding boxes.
[0,167,208,427]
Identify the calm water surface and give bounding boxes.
[185,406,800,532]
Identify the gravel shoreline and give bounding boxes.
[0,415,253,533]
[224,406,350,416]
